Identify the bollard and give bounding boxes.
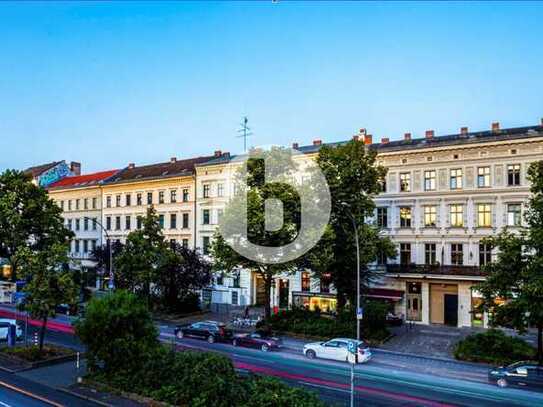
[76,352,80,369]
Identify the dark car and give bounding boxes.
[174,321,233,344]
[232,330,283,352]
[488,361,543,390]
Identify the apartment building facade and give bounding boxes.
[47,169,119,288]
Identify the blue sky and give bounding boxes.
[1,1,542,173]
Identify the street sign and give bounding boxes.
[347,340,357,354]
[356,307,363,320]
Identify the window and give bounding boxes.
[424,170,436,191]
[203,236,210,255]
[507,204,522,226]
[170,190,177,203]
[400,243,411,265]
[75,240,80,253]
[83,217,89,231]
[115,195,121,207]
[92,197,97,209]
[203,184,210,198]
[170,239,176,249]
[125,194,131,207]
[450,204,464,227]
[182,238,189,248]
[424,206,437,227]
[376,207,388,228]
[147,192,153,205]
[76,199,80,210]
[217,183,224,197]
[182,189,189,202]
[106,216,111,231]
[106,196,111,208]
[203,209,210,225]
[320,273,331,293]
[451,244,463,265]
[75,218,80,231]
[92,218,97,231]
[68,200,72,211]
[158,214,165,229]
[182,213,189,228]
[479,243,492,266]
[136,193,142,206]
[301,272,311,292]
[450,168,463,189]
[477,204,492,227]
[400,173,411,192]
[83,240,88,254]
[425,243,437,265]
[137,216,142,229]
[84,198,88,210]
[125,216,131,230]
[217,209,224,224]
[90,240,97,252]
[60,200,64,211]
[400,207,412,228]
[507,164,521,186]
[477,166,490,188]
[158,191,165,204]
[67,219,72,230]
[170,214,177,229]
[115,216,121,230]
[379,177,387,193]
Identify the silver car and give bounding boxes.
[303,338,371,364]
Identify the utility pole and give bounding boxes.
[237,116,252,153]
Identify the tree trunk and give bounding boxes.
[39,315,47,353]
[538,324,543,366]
[264,276,272,320]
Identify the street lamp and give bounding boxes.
[340,202,361,407]
[84,217,114,290]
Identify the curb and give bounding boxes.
[57,387,114,407]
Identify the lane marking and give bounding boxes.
[0,400,13,407]
[299,381,351,394]
[0,380,64,407]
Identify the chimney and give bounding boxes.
[492,122,500,132]
[359,128,367,136]
[313,139,322,146]
[223,152,230,158]
[404,133,412,141]
[364,134,373,145]
[425,130,434,139]
[128,163,135,169]
[460,127,469,135]
[170,157,177,163]
[292,142,299,149]
[352,135,360,142]
[381,137,390,144]
[214,150,222,157]
[70,161,81,176]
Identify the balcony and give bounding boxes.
[386,264,486,277]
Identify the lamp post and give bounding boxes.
[340,202,361,407]
[84,217,114,290]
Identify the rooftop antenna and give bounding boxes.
[237,116,253,153]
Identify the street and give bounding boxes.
[2,305,543,407]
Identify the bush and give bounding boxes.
[260,301,390,343]
[241,376,325,407]
[454,329,536,365]
[75,290,158,373]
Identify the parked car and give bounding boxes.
[232,330,282,352]
[174,321,233,344]
[488,361,543,390]
[303,338,371,364]
[0,319,22,341]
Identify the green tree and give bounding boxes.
[0,170,71,281]
[241,376,325,407]
[75,290,158,373]
[314,140,396,309]
[212,148,325,319]
[114,206,166,306]
[14,243,77,351]
[477,161,543,365]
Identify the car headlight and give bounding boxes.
[490,370,499,375]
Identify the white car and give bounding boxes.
[0,319,22,341]
[303,338,371,364]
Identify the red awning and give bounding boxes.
[365,288,404,301]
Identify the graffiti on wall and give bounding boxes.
[38,162,72,187]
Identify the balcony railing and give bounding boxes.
[386,264,486,277]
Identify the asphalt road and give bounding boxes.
[3,306,543,407]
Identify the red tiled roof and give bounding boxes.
[48,169,119,189]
